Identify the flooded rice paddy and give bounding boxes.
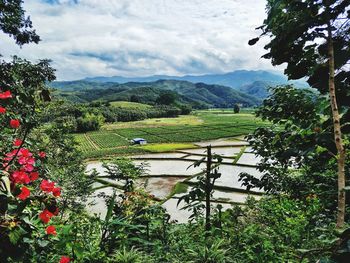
[86,138,262,223]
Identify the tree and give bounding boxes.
[250,0,350,229]
[233,103,240,113]
[156,92,176,105]
[0,2,79,261]
[0,0,40,46]
[178,146,222,232]
[239,86,340,207]
[130,94,141,103]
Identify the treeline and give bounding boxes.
[42,101,191,133]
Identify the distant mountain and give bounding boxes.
[52,79,261,108]
[84,70,292,89]
[238,81,272,99]
[82,70,309,99]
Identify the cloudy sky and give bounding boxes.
[0,0,277,80]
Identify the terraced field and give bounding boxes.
[74,110,269,158]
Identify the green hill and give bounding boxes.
[51,79,261,108]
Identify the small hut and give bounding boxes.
[131,138,147,145]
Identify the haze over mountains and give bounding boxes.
[84,70,307,89]
[52,70,308,108]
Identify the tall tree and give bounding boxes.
[0,0,40,46]
[249,0,350,228]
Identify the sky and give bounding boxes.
[0,0,277,81]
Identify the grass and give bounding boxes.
[74,110,270,159]
[173,182,189,195]
[103,115,202,129]
[140,143,197,153]
[109,101,152,110]
[233,146,247,164]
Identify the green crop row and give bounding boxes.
[88,133,129,148]
[74,134,96,153]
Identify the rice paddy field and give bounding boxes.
[74,109,269,159]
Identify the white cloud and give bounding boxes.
[0,0,278,80]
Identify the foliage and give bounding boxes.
[155,91,177,105]
[226,196,331,262]
[249,0,350,228]
[42,100,190,132]
[51,79,262,108]
[0,3,89,262]
[239,86,346,212]
[0,0,40,45]
[32,121,93,214]
[0,56,63,260]
[178,146,222,231]
[77,112,105,132]
[250,0,349,110]
[233,103,240,113]
[185,239,231,263]
[109,247,153,263]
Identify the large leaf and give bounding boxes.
[105,190,116,223]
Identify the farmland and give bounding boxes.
[74,109,269,159]
[109,101,153,110]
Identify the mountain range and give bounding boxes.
[84,70,308,89]
[51,70,309,108]
[52,79,261,108]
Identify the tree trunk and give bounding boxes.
[205,145,212,232]
[327,21,346,229]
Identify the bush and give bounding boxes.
[233,103,240,113]
[76,113,105,132]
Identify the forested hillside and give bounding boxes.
[51,79,261,107]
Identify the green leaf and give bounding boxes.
[37,239,50,248]
[0,175,12,197]
[73,244,85,259]
[105,190,116,223]
[23,237,34,244]
[9,226,27,244]
[318,259,337,263]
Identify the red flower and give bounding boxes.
[29,171,39,181]
[11,170,30,184]
[39,151,46,158]
[10,119,20,129]
[0,90,12,99]
[17,186,30,200]
[0,106,6,114]
[40,180,55,192]
[59,256,70,263]
[18,148,32,157]
[19,156,29,165]
[39,209,54,224]
[46,225,57,235]
[52,187,61,197]
[23,163,34,172]
[13,139,23,147]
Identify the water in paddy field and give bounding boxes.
[85,139,262,222]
